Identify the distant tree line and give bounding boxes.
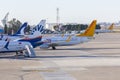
[54,24,101,33]
[3,19,101,35]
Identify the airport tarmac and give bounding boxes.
[0,33,120,80]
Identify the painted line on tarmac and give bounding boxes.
[40,71,76,80]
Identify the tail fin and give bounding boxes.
[108,23,114,30]
[76,20,97,37]
[1,12,9,26]
[12,22,27,36]
[31,20,46,36]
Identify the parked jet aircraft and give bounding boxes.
[40,20,97,50]
[0,20,46,57]
[0,35,43,57]
[95,23,114,34]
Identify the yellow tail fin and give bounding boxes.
[108,23,114,30]
[76,20,97,37]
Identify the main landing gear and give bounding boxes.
[52,46,56,50]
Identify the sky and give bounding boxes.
[0,0,120,24]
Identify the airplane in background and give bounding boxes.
[40,20,97,50]
[95,23,114,34]
[0,35,43,57]
[0,20,46,40]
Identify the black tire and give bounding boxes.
[52,46,56,50]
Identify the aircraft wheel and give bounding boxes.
[52,46,56,50]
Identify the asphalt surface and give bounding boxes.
[0,33,120,80]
